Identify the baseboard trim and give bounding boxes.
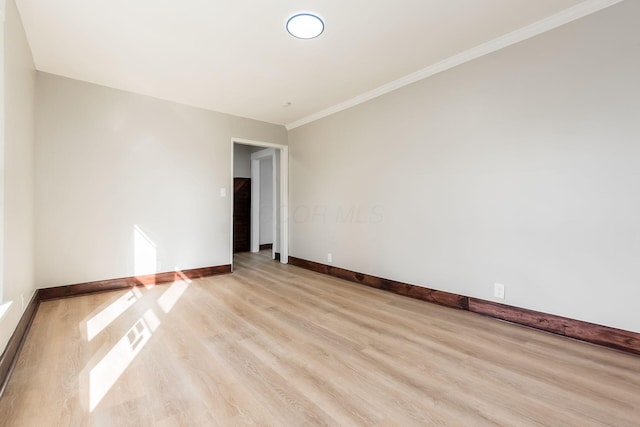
[288,257,468,310]
[39,265,232,301]
[467,299,640,355]
[0,291,40,398]
[259,243,273,251]
[288,256,640,356]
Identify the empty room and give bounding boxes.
[1,0,639,425]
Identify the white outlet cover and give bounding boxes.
[327,253,332,263]
[494,283,505,299]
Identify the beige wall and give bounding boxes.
[288,1,640,332]
[35,73,286,288]
[0,0,37,353]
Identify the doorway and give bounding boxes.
[230,138,288,269]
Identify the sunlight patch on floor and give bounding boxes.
[84,270,193,412]
[88,311,159,411]
[84,288,142,341]
[157,278,189,314]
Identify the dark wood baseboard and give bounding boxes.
[39,265,232,301]
[275,252,281,261]
[288,256,640,356]
[0,291,40,398]
[288,257,468,310]
[467,299,640,356]
[259,243,273,251]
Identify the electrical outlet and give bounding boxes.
[494,283,505,300]
[327,253,332,263]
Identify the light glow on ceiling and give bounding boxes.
[286,13,324,39]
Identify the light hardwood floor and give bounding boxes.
[1,251,639,426]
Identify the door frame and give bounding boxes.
[230,138,288,268]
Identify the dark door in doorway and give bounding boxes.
[233,178,251,252]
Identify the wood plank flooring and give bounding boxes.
[1,251,639,426]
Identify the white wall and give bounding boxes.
[288,1,640,333]
[259,157,273,245]
[35,73,287,287]
[0,0,36,353]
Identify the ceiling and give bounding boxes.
[16,0,612,128]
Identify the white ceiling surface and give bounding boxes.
[16,0,615,128]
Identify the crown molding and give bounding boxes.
[286,0,624,131]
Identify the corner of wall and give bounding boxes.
[0,0,37,355]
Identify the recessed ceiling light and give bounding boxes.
[286,13,324,39]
